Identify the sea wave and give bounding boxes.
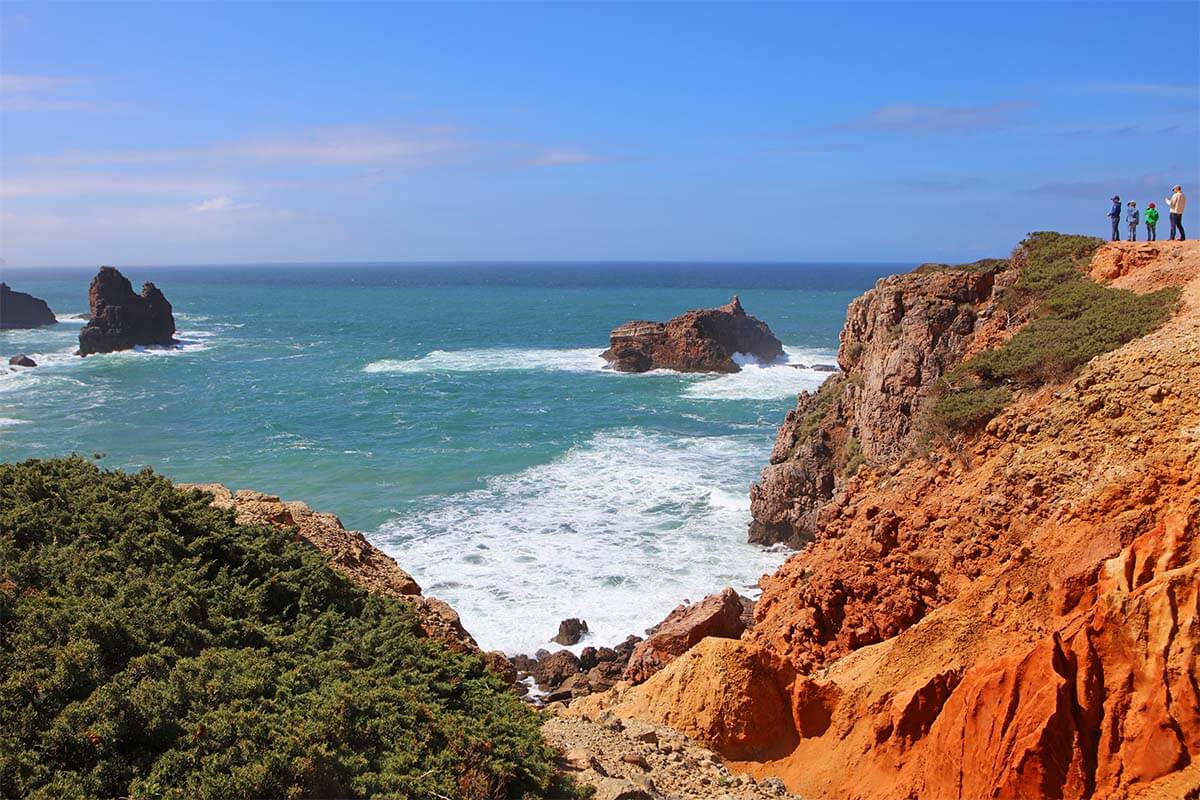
[364,347,606,374]
[682,346,839,401]
[372,428,788,655]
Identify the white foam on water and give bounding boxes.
[682,346,840,401]
[373,428,790,655]
[0,417,27,427]
[364,347,607,374]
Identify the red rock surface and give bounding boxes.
[624,587,749,684]
[749,262,1006,546]
[579,240,1200,800]
[602,296,784,373]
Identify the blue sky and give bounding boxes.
[1,1,1198,266]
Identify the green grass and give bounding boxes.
[0,457,581,800]
[933,232,1179,430]
[842,437,865,477]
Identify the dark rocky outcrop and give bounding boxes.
[749,261,1007,547]
[515,634,643,702]
[0,283,56,329]
[77,267,176,356]
[602,296,784,373]
[552,617,589,645]
[8,354,37,367]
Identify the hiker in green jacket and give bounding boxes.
[1145,203,1160,242]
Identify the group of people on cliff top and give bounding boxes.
[1109,185,1186,242]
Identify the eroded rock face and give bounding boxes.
[602,296,784,373]
[78,266,176,355]
[0,283,56,329]
[585,241,1200,800]
[749,263,1006,547]
[624,587,750,684]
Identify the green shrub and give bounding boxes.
[932,231,1177,430]
[933,387,1013,432]
[912,257,1007,275]
[0,457,579,800]
[842,437,865,477]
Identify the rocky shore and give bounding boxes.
[602,295,783,373]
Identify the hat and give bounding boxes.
[1128,200,1136,205]
[1112,195,1120,201]
[1149,202,1156,208]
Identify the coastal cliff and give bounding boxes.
[568,237,1200,800]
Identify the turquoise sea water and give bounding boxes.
[0,262,899,653]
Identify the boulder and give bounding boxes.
[602,295,783,373]
[532,649,582,688]
[78,266,176,356]
[552,617,589,645]
[624,587,748,684]
[0,283,56,329]
[8,354,36,367]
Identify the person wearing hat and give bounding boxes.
[1108,195,1121,241]
[1126,201,1140,241]
[1167,185,1187,241]
[1145,202,1159,241]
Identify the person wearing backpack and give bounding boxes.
[1145,202,1159,241]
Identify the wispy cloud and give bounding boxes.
[845,101,1035,133]
[1086,82,1200,99]
[1023,173,1176,199]
[899,177,989,192]
[191,196,257,213]
[0,174,240,199]
[525,147,600,166]
[0,72,118,113]
[220,126,469,166]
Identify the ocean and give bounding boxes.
[0,261,900,654]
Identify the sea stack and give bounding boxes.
[0,283,57,329]
[78,267,177,356]
[602,295,784,373]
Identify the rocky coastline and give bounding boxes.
[0,282,57,329]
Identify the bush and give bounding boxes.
[912,257,1007,275]
[933,231,1177,430]
[932,387,1013,432]
[842,437,865,477]
[0,457,579,800]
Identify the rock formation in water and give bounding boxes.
[552,617,589,645]
[0,283,57,329]
[77,266,176,355]
[8,354,37,367]
[564,239,1200,800]
[602,295,784,373]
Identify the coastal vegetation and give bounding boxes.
[0,457,579,800]
[935,232,1180,430]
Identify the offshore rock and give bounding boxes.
[0,283,56,329]
[8,354,37,367]
[553,617,589,645]
[78,266,176,355]
[624,587,749,684]
[602,295,784,373]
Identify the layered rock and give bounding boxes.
[624,587,751,684]
[78,266,176,355]
[0,283,56,329]
[749,260,1007,547]
[602,296,784,373]
[579,241,1200,799]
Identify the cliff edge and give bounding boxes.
[571,238,1200,800]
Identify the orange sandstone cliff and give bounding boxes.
[572,239,1200,800]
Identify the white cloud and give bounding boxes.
[1087,83,1200,99]
[219,126,469,166]
[0,73,117,113]
[0,174,238,199]
[0,73,80,93]
[191,196,257,213]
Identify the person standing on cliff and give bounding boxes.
[1167,185,1187,240]
[1126,201,1139,241]
[1145,203,1159,241]
[1108,195,1121,241]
